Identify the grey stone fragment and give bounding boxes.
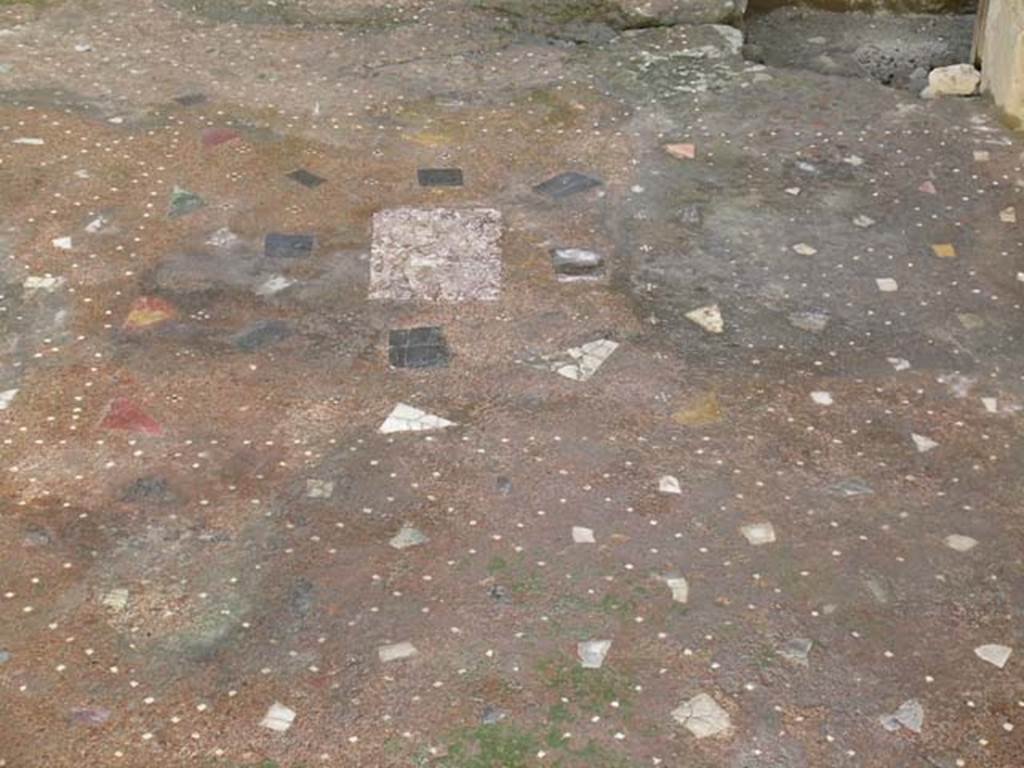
[880,699,924,734]
[777,637,813,666]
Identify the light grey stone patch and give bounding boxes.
[379,403,456,434]
[912,433,939,453]
[937,373,976,399]
[788,310,829,332]
[740,522,776,546]
[255,275,295,296]
[880,699,924,734]
[853,214,876,228]
[390,525,429,550]
[260,702,296,732]
[369,208,503,301]
[921,63,980,98]
[876,277,899,292]
[864,577,889,605]
[552,248,605,281]
[378,641,419,663]
[888,357,911,371]
[664,576,689,604]
[974,644,1012,669]
[826,478,874,497]
[577,639,612,669]
[306,479,334,499]
[686,304,723,333]
[671,693,733,738]
[777,637,813,666]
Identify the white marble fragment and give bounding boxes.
[659,475,682,495]
[378,642,419,663]
[539,339,619,382]
[944,534,978,552]
[887,357,911,371]
[686,304,723,334]
[13,137,44,145]
[974,644,1012,669]
[665,576,689,604]
[982,397,998,413]
[671,693,732,739]
[572,526,595,544]
[260,702,296,732]
[101,588,129,611]
[255,275,295,296]
[740,522,776,546]
[853,215,876,228]
[911,433,939,453]
[0,389,18,410]
[52,236,72,250]
[23,275,65,293]
[379,403,455,434]
[810,391,833,406]
[577,639,611,669]
[390,525,429,550]
[1000,206,1016,223]
[792,243,817,256]
[876,278,899,292]
[305,479,333,498]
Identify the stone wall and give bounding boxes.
[981,0,1024,125]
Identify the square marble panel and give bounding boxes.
[369,208,502,301]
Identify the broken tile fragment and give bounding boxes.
[740,522,776,546]
[572,526,595,544]
[792,243,817,256]
[810,391,833,406]
[169,186,204,218]
[123,296,176,331]
[0,389,18,410]
[788,310,829,333]
[659,475,682,495]
[390,525,429,550]
[379,403,455,434]
[931,243,956,259]
[551,248,605,281]
[685,304,723,334]
[260,702,296,732]
[974,644,1012,669]
[853,214,876,228]
[944,534,978,552]
[265,233,315,259]
[417,168,463,187]
[778,637,813,666]
[369,208,503,302]
[533,171,602,199]
[101,398,163,436]
[671,693,732,739]
[577,640,611,669]
[880,699,924,734]
[664,576,689,604]
[876,278,899,292]
[664,142,696,160]
[201,127,240,147]
[306,479,334,499]
[388,327,449,369]
[378,642,419,662]
[232,320,292,352]
[286,168,326,188]
[672,392,722,426]
[911,433,939,453]
[532,338,619,382]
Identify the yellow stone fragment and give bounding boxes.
[673,392,722,426]
[931,243,956,259]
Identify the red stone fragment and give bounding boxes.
[101,398,163,436]
[201,127,240,147]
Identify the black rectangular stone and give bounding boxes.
[286,168,326,188]
[533,171,602,199]
[388,327,449,369]
[418,168,464,187]
[265,233,315,259]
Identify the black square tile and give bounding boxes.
[174,92,208,107]
[265,233,315,258]
[418,168,464,187]
[286,168,327,188]
[389,327,449,369]
[532,171,602,199]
